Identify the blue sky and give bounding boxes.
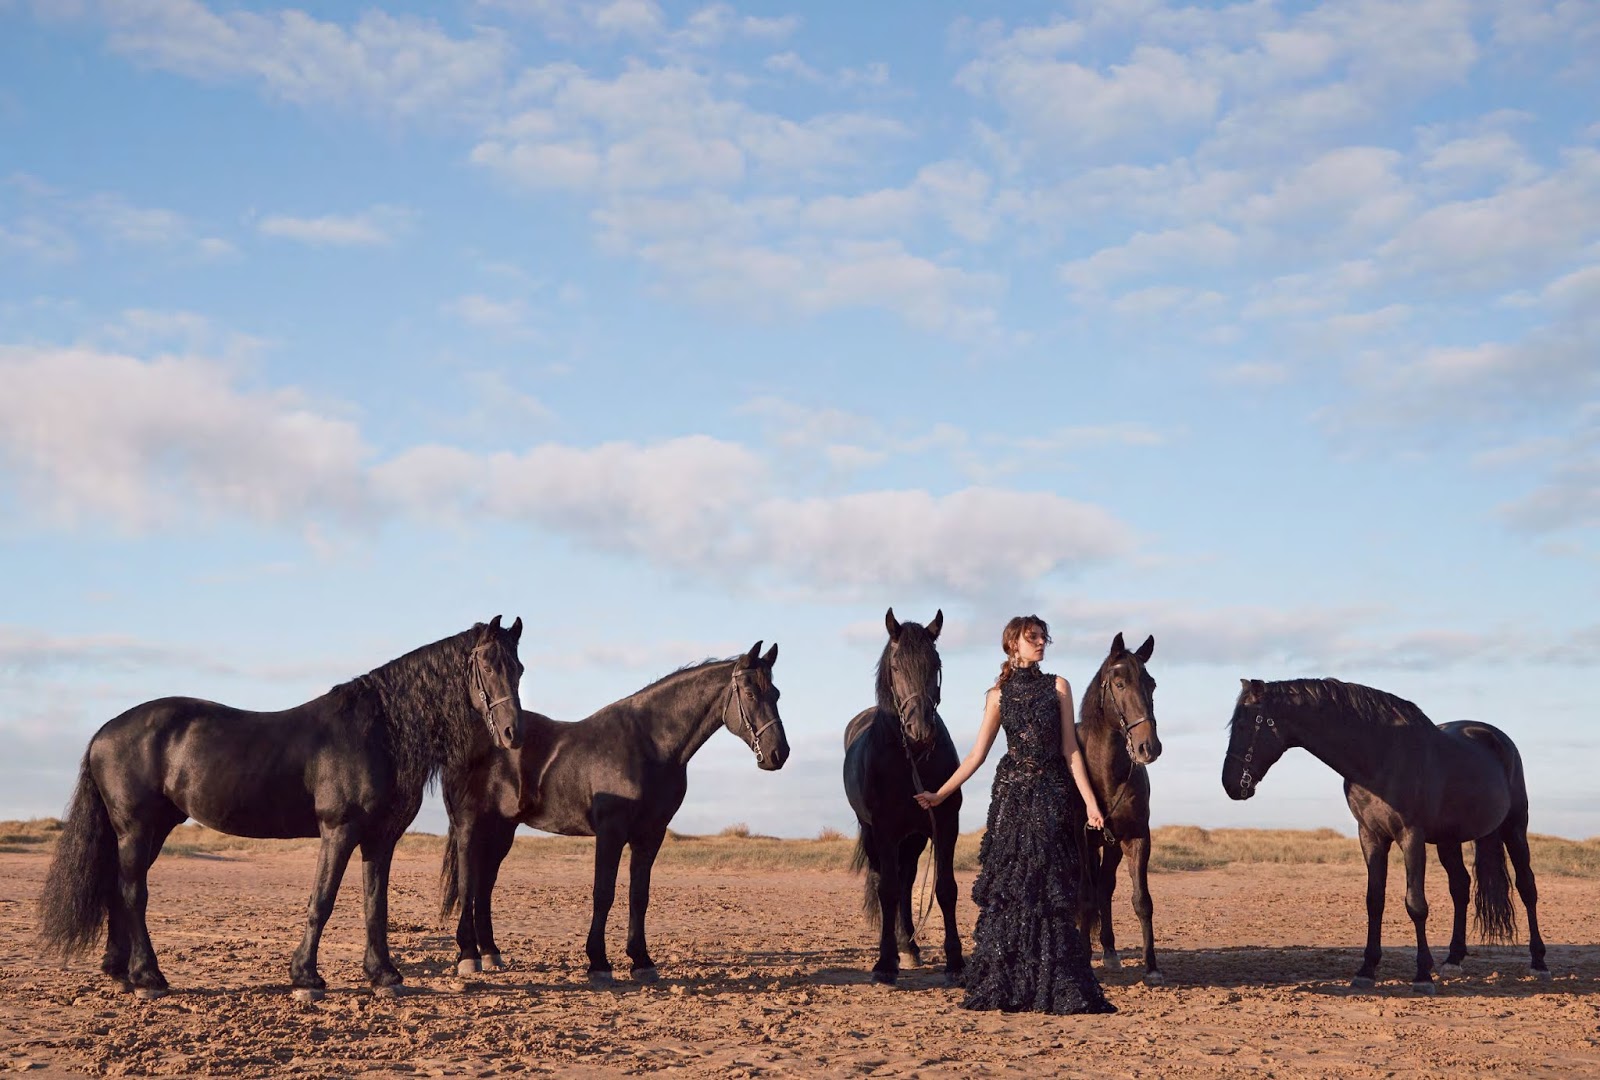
[2,0,1596,841]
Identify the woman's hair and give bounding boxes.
[996,614,1052,688]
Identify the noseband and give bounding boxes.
[1225,713,1283,797]
[725,670,779,764]
[468,642,516,728]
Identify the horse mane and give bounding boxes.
[1079,658,1112,731]
[1270,678,1433,728]
[874,623,940,714]
[343,624,484,796]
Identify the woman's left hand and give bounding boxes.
[1085,805,1105,830]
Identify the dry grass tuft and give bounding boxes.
[3,819,1596,877]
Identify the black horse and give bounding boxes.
[1222,677,1548,992]
[38,616,526,1001]
[1076,632,1163,984]
[843,608,963,987]
[441,641,787,984]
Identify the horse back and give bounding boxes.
[508,708,687,838]
[1438,719,1527,803]
[89,695,365,839]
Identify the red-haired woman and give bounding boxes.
[915,614,1113,1014]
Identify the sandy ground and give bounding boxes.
[1,842,1597,1078]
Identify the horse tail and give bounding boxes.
[439,823,462,922]
[38,753,117,959]
[850,825,882,929]
[1472,828,1518,946]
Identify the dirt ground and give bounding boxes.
[1,842,1596,1078]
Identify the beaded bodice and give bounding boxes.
[998,665,1063,769]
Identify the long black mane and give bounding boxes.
[1262,678,1433,728]
[335,623,490,797]
[874,625,940,714]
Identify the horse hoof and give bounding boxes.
[633,966,659,984]
[1412,980,1437,995]
[1439,963,1463,978]
[372,984,402,999]
[1143,971,1165,986]
[457,959,481,977]
[292,987,324,1003]
[1350,976,1375,989]
[942,971,965,988]
[898,952,922,970]
[1531,967,1552,981]
[134,986,168,1001]
[871,971,897,987]
[1102,951,1123,971]
[481,953,504,972]
[588,970,615,988]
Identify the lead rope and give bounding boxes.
[897,703,940,942]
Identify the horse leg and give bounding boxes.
[1124,835,1161,984]
[933,813,963,987]
[1097,839,1124,970]
[1503,821,1548,977]
[871,839,902,985]
[585,829,625,986]
[451,814,484,976]
[1400,830,1435,993]
[1352,826,1390,988]
[624,829,666,982]
[1436,841,1470,975]
[290,825,358,1000]
[474,816,517,971]
[359,836,403,993]
[102,900,131,986]
[115,816,180,999]
[894,834,925,970]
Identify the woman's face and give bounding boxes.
[1014,626,1047,665]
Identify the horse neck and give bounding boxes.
[1079,673,1133,785]
[365,629,478,793]
[629,661,735,766]
[1272,695,1390,784]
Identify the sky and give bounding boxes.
[1,0,1597,843]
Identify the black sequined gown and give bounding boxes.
[961,665,1115,1014]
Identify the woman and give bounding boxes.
[914,614,1114,1014]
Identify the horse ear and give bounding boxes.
[885,608,902,641]
[488,615,503,634]
[509,616,523,643]
[744,641,763,667]
[1135,634,1153,662]
[762,642,778,667]
[1110,631,1126,656]
[927,609,943,641]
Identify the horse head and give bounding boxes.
[879,607,944,756]
[1092,631,1161,765]
[1221,678,1289,800]
[469,615,526,751]
[726,641,789,770]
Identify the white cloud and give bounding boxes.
[753,488,1135,595]
[92,3,510,123]
[0,345,370,528]
[444,294,530,329]
[1059,222,1238,294]
[256,205,414,247]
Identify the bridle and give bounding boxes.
[1093,670,1154,843]
[468,641,517,730]
[1225,711,1285,798]
[1099,673,1153,761]
[890,663,942,767]
[725,669,780,764]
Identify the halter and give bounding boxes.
[468,641,517,727]
[725,669,780,764]
[1225,713,1284,798]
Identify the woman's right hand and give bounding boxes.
[914,789,946,810]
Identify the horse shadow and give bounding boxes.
[1096,944,1599,998]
